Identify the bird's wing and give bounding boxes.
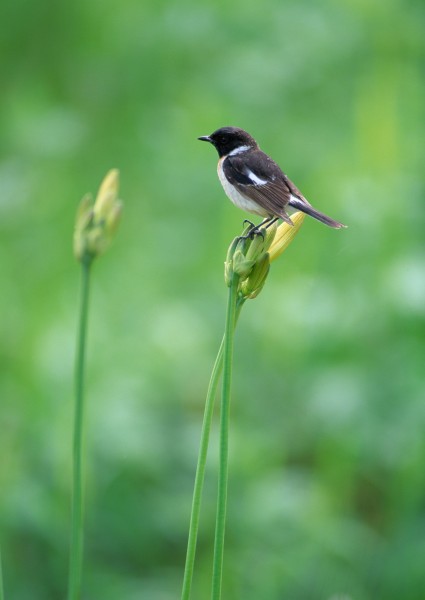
[224,152,345,229]
[223,153,298,222]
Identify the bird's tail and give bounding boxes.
[289,197,346,229]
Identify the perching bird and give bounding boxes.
[198,126,346,230]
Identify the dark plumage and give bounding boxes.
[199,126,346,229]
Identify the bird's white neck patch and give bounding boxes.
[228,145,251,156]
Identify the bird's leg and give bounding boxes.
[264,217,279,229]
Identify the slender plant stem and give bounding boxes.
[0,547,4,600]
[181,298,245,600]
[181,335,225,600]
[68,257,92,600]
[211,273,240,600]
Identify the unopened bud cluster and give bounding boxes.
[74,169,123,263]
[224,212,305,300]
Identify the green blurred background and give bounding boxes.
[1,0,424,598]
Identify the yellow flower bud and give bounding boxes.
[262,220,279,252]
[93,169,120,222]
[105,200,123,237]
[268,212,305,262]
[73,170,122,263]
[75,194,93,231]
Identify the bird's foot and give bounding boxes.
[238,223,265,241]
[243,219,256,229]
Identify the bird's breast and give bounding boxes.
[217,158,268,217]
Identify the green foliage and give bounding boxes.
[0,0,424,598]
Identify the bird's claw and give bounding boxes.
[243,219,256,229]
[238,223,265,241]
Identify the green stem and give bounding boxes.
[211,274,240,600]
[181,298,245,600]
[181,336,224,600]
[0,547,4,600]
[68,257,92,600]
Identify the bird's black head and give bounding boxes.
[198,127,258,157]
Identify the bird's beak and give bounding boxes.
[198,135,212,143]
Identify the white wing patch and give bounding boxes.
[245,169,268,185]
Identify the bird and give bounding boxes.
[198,126,346,230]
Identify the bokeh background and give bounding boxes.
[1,0,424,598]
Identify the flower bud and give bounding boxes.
[73,195,94,261]
[244,232,266,262]
[224,236,247,286]
[73,169,122,263]
[262,220,279,252]
[268,212,305,263]
[240,252,270,299]
[105,200,123,238]
[232,249,255,279]
[93,169,119,221]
